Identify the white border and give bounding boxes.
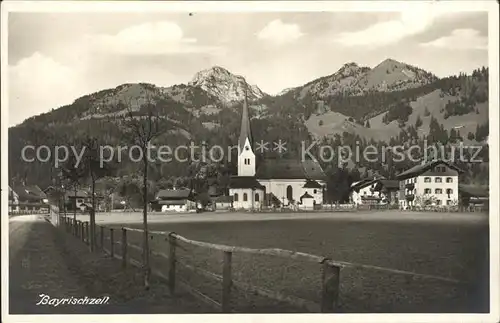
[1,1,499,323]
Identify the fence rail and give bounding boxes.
[55,213,467,313]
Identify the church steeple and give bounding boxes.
[237,86,256,177]
[238,88,253,153]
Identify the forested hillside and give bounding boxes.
[8,61,489,203]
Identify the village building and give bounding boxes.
[228,94,327,210]
[9,184,48,213]
[459,184,489,210]
[349,178,399,206]
[151,189,197,212]
[396,159,462,209]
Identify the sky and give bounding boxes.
[7,6,489,126]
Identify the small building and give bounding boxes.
[151,189,196,212]
[10,184,49,213]
[213,195,234,210]
[350,178,400,206]
[298,192,315,210]
[459,184,489,210]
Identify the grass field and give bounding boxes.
[91,211,489,313]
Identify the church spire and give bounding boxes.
[238,86,253,153]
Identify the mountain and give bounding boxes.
[288,59,438,101]
[8,60,489,188]
[188,66,266,103]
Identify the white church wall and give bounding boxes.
[259,179,310,206]
[229,188,263,210]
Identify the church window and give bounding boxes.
[255,193,260,202]
[243,193,248,201]
[286,185,293,201]
[234,193,238,201]
[314,189,317,194]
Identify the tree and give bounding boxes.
[121,96,168,289]
[415,115,423,129]
[61,153,86,222]
[81,136,114,251]
[365,120,371,128]
[467,132,475,141]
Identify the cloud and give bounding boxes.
[334,5,450,47]
[256,19,304,45]
[89,21,225,55]
[8,52,86,126]
[420,29,487,50]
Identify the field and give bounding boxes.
[83,211,489,313]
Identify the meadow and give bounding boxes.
[91,211,489,313]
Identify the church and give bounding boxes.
[228,95,327,210]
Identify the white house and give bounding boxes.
[350,178,400,206]
[229,92,327,210]
[396,159,462,209]
[151,189,197,212]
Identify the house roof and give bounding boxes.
[65,189,89,198]
[396,160,464,180]
[300,192,314,199]
[157,189,192,200]
[303,179,323,189]
[459,184,489,198]
[265,192,281,205]
[350,179,376,191]
[13,185,47,202]
[230,176,265,189]
[376,180,400,190]
[256,159,326,181]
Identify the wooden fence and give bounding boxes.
[56,214,467,313]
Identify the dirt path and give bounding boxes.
[8,215,213,314]
[9,215,93,314]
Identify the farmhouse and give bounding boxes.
[229,94,327,210]
[459,184,489,210]
[151,189,197,212]
[350,178,399,206]
[396,159,463,209]
[9,184,48,213]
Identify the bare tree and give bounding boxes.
[81,136,114,251]
[61,153,86,222]
[121,96,167,289]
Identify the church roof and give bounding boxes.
[230,176,265,189]
[238,91,253,152]
[303,179,323,189]
[256,159,326,181]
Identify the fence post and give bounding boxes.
[100,226,104,250]
[122,228,127,268]
[110,228,114,258]
[222,251,233,313]
[168,233,177,295]
[320,259,340,313]
[85,222,89,245]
